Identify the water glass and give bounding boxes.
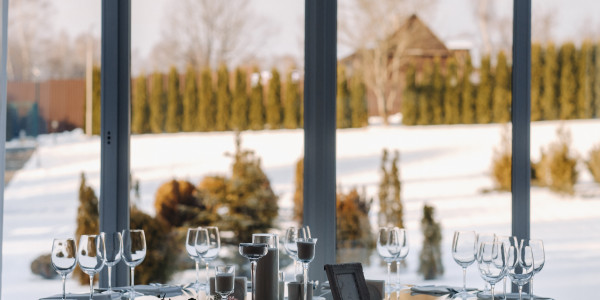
[215,265,235,300]
[51,238,78,300]
[452,230,476,297]
[78,234,106,300]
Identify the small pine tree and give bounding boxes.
[493,51,511,123]
[418,205,443,280]
[74,173,99,284]
[216,64,231,131]
[266,68,282,129]
[336,65,351,128]
[248,69,265,130]
[132,72,150,134]
[476,55,493,124]
[491,126,512,191]
[558,42,578,120]
[165,66,182,133]
[91,66,101,135]
[417,61,433,125]
[182,65,198,132]
[283,70,301,129]
[378,149,390,226]
[593,43,600,118]
[197,68,215,131]
[293,157,304,222]
[587,144,600,184]
[231,67,249,131]
[389,150,403,229]
[336,188,375,253]
[350,72,368,127]
[149,71,165,133]
[431,57,445,125]
[402,63,418,125]
[461,54,476,124]
[444,57,460,124]
[542,42,559,120]
[576,40,593,119]
[531,43,544,121]
[547,126,579,195]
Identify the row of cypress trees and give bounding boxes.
[88,64,368,135]
[403,41,600,126]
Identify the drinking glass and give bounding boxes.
[51,238,78,300]
[476,233,496,296]
[377,227,400,292]
[507,243,535,300]
[296,237,317,300]
[215,265,235,300]
[100,232,123,294]
[239,243,268,300]
[284,226,311,277]
[78,234,106,300]
[187,227,208,292]
[451,230,476,297]
[392,227,409,290]
[122,229,147,298]
[497,235,518,300]
[477,241,507,300]
[197,226,220,292]
[529,239,545,299]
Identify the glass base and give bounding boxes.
[452,290,476,299]
[122,290,145,299]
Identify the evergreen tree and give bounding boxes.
[461,54,476,124]
[389,150,403,228]
[558,42,578,120]
[92,66,101,135]
[493,51,511,123]
[542,42,559,120]
[336,65,350,128]
[197,68,215,131]
[402,63,418,125]
[594,43,600,118]
[293,158,304,222]
[378,149,390,226]
[216,64,231,131]
[248,69,265,130]
[165,66,182,133]
[266,68,282,129]
[132,72,150,134]
[149,71,165,133]
[74,173,99,284]
[576,40,593,119]
[350,72,368,127]
[418,205,443,280]
[417,61,433,125]
[283,69,301,129]
[531,43,544,121]
[476,55,493,124]
[182,65,198,132]
[444,57,460,124]
[431,57,445,125]
[231,67,249,131]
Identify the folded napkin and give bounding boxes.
[133,284,183,296]
[411,285,478,296]
[476,292,554,300]
[39,292,118,300]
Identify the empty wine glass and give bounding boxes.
[100,232,123,294]
[497,235,518,300]
[215,265,235,300]
[78,234,106,300]
[529,239,545,300]
[122,229,146,298]
[477,241,507,300]
[296,237,317,300]
[392,227,409,290]
[239,243,268,300]
[51,238,78,300]
[452,230,476,298]
[476,233,496,296]
[199,227,221,293]
[187,227,208,292]
[377,227,399,292]
[507,242,535,300]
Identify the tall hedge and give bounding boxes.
[476,55,493,124]
[492,51,511,123]
[402,63,418,126]
[266,68,282,129]
[461,54,476,124]
[165,66,182,133]
[576,41,593,119]
[248,70,265,130]
[283,70,301,129]
[336,65,350,128]
[431,57,445,125]
[350,72,368,127]
[149,71,165,133]
[197,68,215,131]
[182,65,198,132]
[417,61,433,125]
[558,42,578,120]
[132,73,149,134]
[443,57,460,124]
[531,43,543,121]
[231,67,249,131]
[594,43,600,118]
[542,42,559,120]
[216,64,231,131]
[91,66,101,135]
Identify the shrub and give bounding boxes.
[418,205,443,280]
[31,253,57,279]
[336,187,375,263]
[491,128,512,191]
[587,144,600,184]
[531,150,550,187]
[74,173,100,284]
[546,127,579,195]
[377,149,404,228]
[154,179,202,227]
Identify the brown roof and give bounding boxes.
[389,14,450,57]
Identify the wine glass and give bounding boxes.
[377,227,399,292]
[284,226,311,278]
[197,226,220,293]
[529,239,545,300]
[187,227,208,292]
[215,265,235,300]
[100,232,123,294]
[239,243,268,300]
[507,242,535,300]
[296,237,317,300]
[477,241,507,300]
[451,230,476,297]
[51,238,78,300]
[392,227,409,290]
[78,234,106,300]
[497,235,518,300]
[476,233,496,296]
[122,229,146,298]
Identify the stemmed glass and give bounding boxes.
[497,235,518,299]
[215,265,235,300]
[392,227,409,290]
[296,237,317,300]
[529,239,545,299]
[507,242,535,300]
[476,233,496,296]
[239,243,268,300]
[100,232,123,294]
[377,227,400,292]
[122,229,147,298]
[477,241,507,300]
[451,230,476,298]
[284,226,311,277]
[196,226,220,293]
[51,238,78,300]
[187,227,208,292]
[78,234,106,300]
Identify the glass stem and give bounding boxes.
[130,267,135,294]
[205,262,210,295]
[503,277,507,300]
[530,277,534,299]
[462,267,467,292]
[251,261,257,300]
[518,285,523,300]
[491,284,495,300]
[386,262,392,291]
[303,263,309,300]
[89,274,94,300]
[195,261,200,287]
[108,266,113,292]
[62,274,66,300]
[396,260,401,287]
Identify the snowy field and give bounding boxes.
[3,119,600,299]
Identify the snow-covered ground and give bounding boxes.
[3,119,600,299]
